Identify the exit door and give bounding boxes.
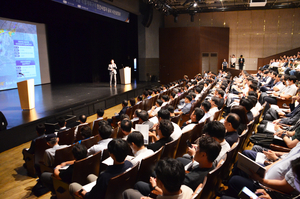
[202,53,218,74]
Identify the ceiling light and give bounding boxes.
[193,2,198,7]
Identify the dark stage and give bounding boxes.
[0,81,157,152]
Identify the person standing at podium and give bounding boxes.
[108,59,117,87]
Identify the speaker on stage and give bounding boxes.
[0,111,8,131]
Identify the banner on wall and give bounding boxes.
[52,0,130,23]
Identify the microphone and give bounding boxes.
[18,72,24,76]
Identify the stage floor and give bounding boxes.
[0,81,151,129]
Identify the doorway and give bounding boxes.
[202,53,218,74]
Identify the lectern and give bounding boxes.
[119,67,131,84]
[17,79,35,110]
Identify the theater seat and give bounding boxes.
[104,163,139,199]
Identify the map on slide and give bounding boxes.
[0,19,41,90]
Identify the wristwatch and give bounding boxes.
[280,133,287,138]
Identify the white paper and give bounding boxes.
[265,122,276,134]
[83,181,96,192]
[255,152,266,165]
[102,155,135,166]
[135,124,149,145]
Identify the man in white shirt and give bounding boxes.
[74,115,88,136]
[96,109,104,120]
[208,97,220,121]
[126,131,154,166]
[149,99,163,117]
[156,109,182,141]
[161,95,169,108]
[199,100,212,123]
[263,75,298,105]
[181,108,205,133]
[87,124,113,156]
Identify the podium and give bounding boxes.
[119,67,131,84]
[17,79,35,110]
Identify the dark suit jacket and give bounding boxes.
[238,58,245,66]
[116,106,128,119]
[264,78,275,88]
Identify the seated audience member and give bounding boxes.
[149,99,163,117]
[240,98,254,122]
[123,158,193,199]
[126,131,154,166]
[177,135,221,191]
[177,95,192,115]
[252,122,300,152]
[136,95,143,105]
[40,144,87,196]
[129,98,136,107]
[167,105,176,118]
[43,134,69,167]
[74,114,88,136]
[23,124,46,155]
[259,89,300,125]
[76,125,92,144]
[224,113,240,146]
[69,139,133,199]
[142,90,150,99]
[120,119,133,140]
[230,105,248,134]
[0,111,8,131]
[225,142,300,198]
[215,89,225,109]
[208,97,220,121]
[137,110,154,130]
[190,92,196,104]
[131,109,141,123]
[194,87,202,101]
[55,117,69,133]
[178,121,229,166]
[108,100,128,124]
[87,124,112,156]
[199,100,212,123]
[161,95,169,107]
[169,92,176,102]
[156,109,182,141]
[147,119,174,152]
[262,75,297,105]
[96,109,105,119]
[181,108,205,133]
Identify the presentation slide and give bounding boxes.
[0,18,50,91]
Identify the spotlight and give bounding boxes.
[193,2,197,7]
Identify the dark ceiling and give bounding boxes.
[144,0,300,15]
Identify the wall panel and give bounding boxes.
[164,8,300,70]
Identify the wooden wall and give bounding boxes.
[159,27,229,84]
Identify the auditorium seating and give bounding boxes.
[52,151,101,199]
[23,137,50,177]
[57,128,75,145]
[27,73,280,198]
[104,163,139,199]
[175,129,193,158]
[193,154,227,199]
[91,117,107,136]
[136,147,163,182]
[160,137,180,159]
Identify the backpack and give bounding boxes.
[249,133,274,148]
